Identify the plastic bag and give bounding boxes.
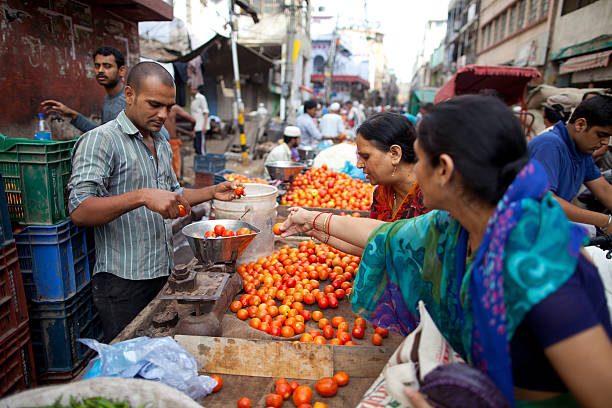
[79,336,217,402]
[337,160,366,181]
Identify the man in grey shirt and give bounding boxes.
[68,62,240,341]
[295,100,322,147]
[40,46,127,133]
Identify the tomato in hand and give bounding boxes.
[211,374,223,392]
[237,397,251,408]
[293,385,313,406]
[265,393,283,408]
[235,186,245,197]
[214,224,226,236]
[315,377,338,397]
[178,204,187,217]
[272,223,283,235]
[333,371,349,387]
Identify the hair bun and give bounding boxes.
[499,156,529,187]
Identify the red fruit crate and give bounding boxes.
[0,320,36,398]
[0,240,28,344]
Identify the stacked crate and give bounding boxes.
[0,135,102,385]
[0,175,36,398]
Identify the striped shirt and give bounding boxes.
[68,110,182,280]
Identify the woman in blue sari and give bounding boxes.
[281,95,612,407]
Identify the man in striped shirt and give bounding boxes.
[68,62,239,341]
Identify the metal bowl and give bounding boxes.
[297,146,321,161]
[265,161,305,181]
[182,220,260,266]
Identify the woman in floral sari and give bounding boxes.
[281,95,612,407]
[308,111,429,255]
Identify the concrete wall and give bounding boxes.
[0,0,140,140]
[477,0,552,66]
[550,0,612,55]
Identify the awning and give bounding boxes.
[435,65,541,105]
[559,50,612,74]
[551,34,612,61]
[413,89,437,104]
[310,74,369,87]
[91,0,172,21]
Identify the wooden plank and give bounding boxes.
[176,335,397,380]
[176,335,333,380]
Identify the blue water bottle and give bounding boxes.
[34,113,52,141]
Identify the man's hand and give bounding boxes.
[140,188,191,219]
[213,181,241,201]
[39,100,78,120]
[404,387,433,408]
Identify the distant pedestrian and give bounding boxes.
[190,86,209,154]
[541,94,573,129]
[295,100,322,147]
[319,102,345,141]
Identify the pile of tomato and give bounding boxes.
[193,224,254,238]
[280,165,374,211]
[231,240,389,347]
[225,172,270,185]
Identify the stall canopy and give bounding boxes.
[408,88,437,115]
[434,65,541,105]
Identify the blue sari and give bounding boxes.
[350,160,587,405]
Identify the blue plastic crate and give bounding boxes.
[0,174,12,246]
[15,220,90,301]
[28,283,102,373]
[194,153,225,174]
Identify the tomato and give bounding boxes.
[333,371,349,387]
[265,393,283,408]
[289,381,299,393]
[315,377,338,397]
[328,338,342,345]
[211,374,223,392]
[237,397,251,408]
[375,326,389,338]
[204,230,216,238]
[214,224,226,236]
[372,333,383,346]
[312,311,323,321]
[293,385,313,406]
[237,309,248,320]
[297,405,313,408]
[230,301,242,312]
[249,317,261,329]
[313,335,327,345]
[337,331,351,344]
[281,325,295,338]
[270,325,281,336]
[276,382,292,399]
[276,378,289,386]
[337,322,349,332]
[352,325,365,339]
[236,227,251,236]
[273,223,283,235]
[303,293,315,305]
[323,325,334,340]
[178,204,187,217]
[235,186,245,197]
[317,296,329,309]
[318,318,330,330]
[222,229,235,237]
[334,288,346,299]
[355,317,367,328]
[313,403,329,408]
[331,316,344,328]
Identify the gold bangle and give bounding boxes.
[324,213,332,235]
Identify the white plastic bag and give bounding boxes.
[79,336,217,402]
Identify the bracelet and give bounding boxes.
[605,214,612,230]
[323,233,330,244]
[313,212,329,231]
[326,214,333,236]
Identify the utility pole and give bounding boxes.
[324,34,338,104]
[284,0,297,123]
[229,0,248,164]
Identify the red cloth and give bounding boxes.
[369,183,429,222]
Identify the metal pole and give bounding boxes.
[284,0,297,123]
[229,0,248,164]
[324,34,338,104]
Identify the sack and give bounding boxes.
[356,301,463,408]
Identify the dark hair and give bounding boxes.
[418,95,528,205]
[93,46,125,68]
[283,135,297,144]
[582,91,601,101]
[544,105,570,124]
[127,62,175,93]
[569,95,612,128]
[356,111,417,164]
[421,102,434,112]
[304,100,317,112]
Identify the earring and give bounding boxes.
[392,165,397,177]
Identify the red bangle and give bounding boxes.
[312,212,328,231]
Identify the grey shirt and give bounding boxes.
[70,86,126,133]
[295,113,322,147]
[68,110,182,280]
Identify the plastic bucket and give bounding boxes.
[212,183,277,264]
